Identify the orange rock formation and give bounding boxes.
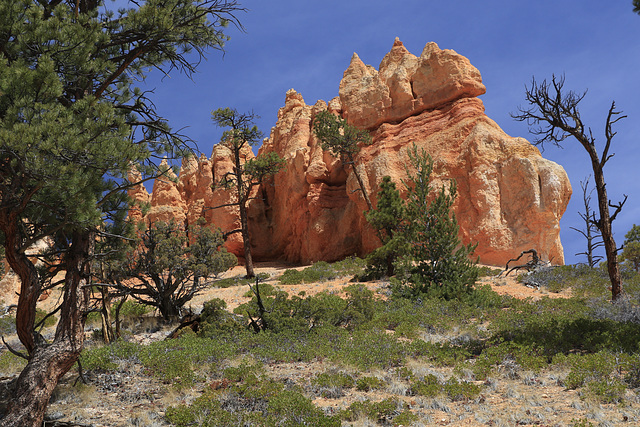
[129,39,572,266]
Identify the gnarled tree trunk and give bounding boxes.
[2,231,92,427]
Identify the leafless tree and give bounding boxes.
[570,177,604,268]
[512,75,627,301]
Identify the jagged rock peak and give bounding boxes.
[340,38,486,129]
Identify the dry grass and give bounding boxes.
[1,263,639,426]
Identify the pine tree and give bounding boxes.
[313,110,373,209]
[364,176,406,278]
[621,225,640,272]
[210,108,285,278]
[0,1,244,424]
[393,144,478,300]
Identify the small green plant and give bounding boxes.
[198,298,244,337]
[392,409,420,426]
[279,262,335,285]
[442,376,481,401]
[339,398,399,423]
[0,350,27,374]
[409,373,441,397]
[312,371,355,389]
[113,300,152,318]
[80,340,141,371]
[35,307,57,328]
[570,419,595,427]
[216,272,270,288]
[356,376,385,391]
[477,266,502,277]
[559,351,630,403]
[167,366,340,426]
[311,371,355,398]
[279,258,365,285]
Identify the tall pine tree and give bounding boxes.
[0,1,244,425]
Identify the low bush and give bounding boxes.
[355,375,385,391]
[409,373,481,401]
[114,300,152,318]
[339,398,399,423]
[167,367,340,426]
[279,258,365,285]
[215,272,270,288]
[35,307,57,328]
[555,350,634,403]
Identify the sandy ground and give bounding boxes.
[188,262,571,313]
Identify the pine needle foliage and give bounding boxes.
[366,144,478,300]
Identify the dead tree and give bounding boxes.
[512,75,627,301]
[501,249,544,276]
[570,177,604,268]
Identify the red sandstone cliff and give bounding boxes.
[130,39,572,266]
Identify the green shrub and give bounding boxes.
[234,283,378,333]
[442,376,481,401]
[355,376,385,391]
[199,298,244,337]
[215,272,270,288]
[0,350,27,374]
[167,368,340,426]
[0,314,16,335]
[392,409,420,426]
[477,266,502,277]
[80,340,141,371]
[332,329,406,370]
[409,340,472,366]
[138,335,235,387]
[460,341,547,380]
[279,258,365,285]
[570,419,595,427]
[558,351,630,403]
[35,307,57,328]
[311,371,355,389]
[409,374,481,401]
[339,398,399,423]
[409,373,441,397]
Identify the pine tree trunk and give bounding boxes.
[2,231,92,426]
[240,202,255,278]
[348,154,373,211]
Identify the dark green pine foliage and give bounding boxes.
[621,225,640,272]
[393,144,479,301]
[313,110,373,210]
[0,1,244,425]
[363,176,407,278]
[211,108,285,278]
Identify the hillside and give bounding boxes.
[1,261,639,427]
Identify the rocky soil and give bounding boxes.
[2,264,637,427]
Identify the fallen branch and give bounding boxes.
[500,249,543,277]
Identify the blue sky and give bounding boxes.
[129,0,640,265]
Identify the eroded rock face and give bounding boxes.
[131,39,572,266]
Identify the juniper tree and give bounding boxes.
[0,1,244,425]
[313,110,373,210]
[512,75,627,301]
[211,108,285,278]
[110,220,236,320]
